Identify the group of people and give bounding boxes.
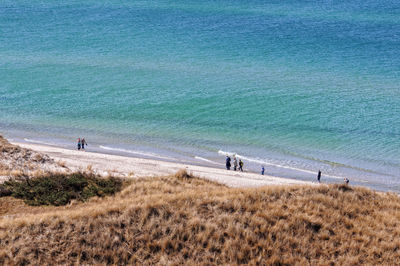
[225,156,244,171]
[77,138,88,151]
[226,155,266,175]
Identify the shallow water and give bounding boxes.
[1,1,399,191]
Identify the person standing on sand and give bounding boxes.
[261,166,265,175]
[81,138,87,150]
[239,159,244,172]
[77,138,81,150]
[233,156,238,171]
[317,170,321,183]
[226,156,231,170]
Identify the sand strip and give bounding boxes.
[12,142,311,188]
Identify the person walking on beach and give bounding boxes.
[261,166,265,175]
[81,138,87,150]
[239,159,244,172]
[317,170,321,183]
[344,177,349,185]
[77,138,81,150]
[233,156,238,171]
[226,156,231,170]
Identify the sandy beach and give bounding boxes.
[12,142,311,188]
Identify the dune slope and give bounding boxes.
[1,171,399,265]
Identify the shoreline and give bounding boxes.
[12,141,312,188]
[4,129,399,193]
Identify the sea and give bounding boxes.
[1,0,399,191]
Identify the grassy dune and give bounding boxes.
[1,170,400,265]
[0,136,64,177]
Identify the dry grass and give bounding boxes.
[86,164,93,172]
[0,136,22,154]
[0,170,399,265]
[0,136,67,178]
[174,168,193,179]
[57,160,67,168]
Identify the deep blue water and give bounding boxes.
[1,1,399,190]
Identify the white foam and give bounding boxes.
[99,145,171,160]
[195,156,222,165]
[218,150,343,179]
[24,138,57,146]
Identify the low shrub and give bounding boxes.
[335,183,353,192]
[174,169,193,179]
[0,186,11,197]
[0,172,123,206]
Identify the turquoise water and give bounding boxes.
[1,1,399,190]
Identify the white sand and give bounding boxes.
[12,142,311,188]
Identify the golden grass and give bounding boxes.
[57,160,67,168]
[0,135,65,177]
[0,170,399,265]
[0,135,22,154]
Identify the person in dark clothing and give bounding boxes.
[317,170,321,183]
[261,166,265,175]
[344,177,349,185]
[226,156,231,170]
[239,159,244,172]
[81,138,87,150]
[77,138,81,150]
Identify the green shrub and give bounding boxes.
[0,172,123,206]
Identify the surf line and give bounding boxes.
[99,145,172,161]
[218,150,344,179]
[24,138,58,146]
[195,156,222,165]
